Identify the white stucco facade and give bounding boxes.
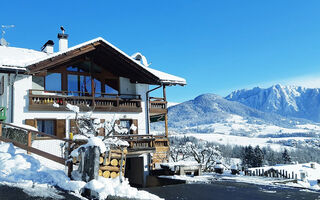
[0,73,150,138]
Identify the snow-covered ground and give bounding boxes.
[160,162,320,191]
[182,114,320,137]
[0,142,162,200]
[173,133,307,151]
[159,114,320,151]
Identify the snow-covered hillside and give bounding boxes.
[152,88,320,150]
[226,84,320,122]
[153,93,318,135]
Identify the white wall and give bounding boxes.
[119,77,136,95]
[0,73,9,122]
[12,75,150,136]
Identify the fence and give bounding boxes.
[245,168,298,180]
[0,122,74,177]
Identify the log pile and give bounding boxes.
[98,148,127,179]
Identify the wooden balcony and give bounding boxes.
[149,97,167,122]
[149,97,167,114]
[29,89,142,113]
[106,135,169,155]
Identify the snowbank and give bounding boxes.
[0,142,162,200]
[70,137,106,158]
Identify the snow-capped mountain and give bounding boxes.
[151,90,320,149]
[226,84,320,122]
[153,93,316,136]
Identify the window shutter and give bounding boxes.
[56,120,66,139]
[132,119,138,134]
[25,119,37,128]
[99,119,105,136]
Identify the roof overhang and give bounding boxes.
[24,38,186,86]
[0,65,27,73]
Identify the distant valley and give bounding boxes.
[152,84,320,149]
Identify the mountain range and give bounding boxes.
[152,84,320,137]
[226,84,320,122]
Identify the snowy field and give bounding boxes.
[173,133,311,151]
[0,142,162,200]
[160,162,320,192]
[182,114,320,137]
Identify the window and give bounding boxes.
[37,120,55,135]
[120,119,131,131]
[105,79,119,95]
[68,74,92,96]
[119,119,138,134]
[67,66,85,72]
[93,78,102,97]
[45,73,61,91]
[32,76,44,90]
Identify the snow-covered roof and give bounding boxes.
[25,37,186,86]
[0,37,186,85]
[142,67,186,86]
[0,46,47,68]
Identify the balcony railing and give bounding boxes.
[149,97,167,114]
[29,89,142,112]
[106,134,169,152]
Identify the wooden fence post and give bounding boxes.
[292,172,294,179]
[27,131,32,155]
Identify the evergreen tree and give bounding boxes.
[253,145,264,167]
[241,145,255,168]
[282,149,291,164]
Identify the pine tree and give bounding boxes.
[253,145,264,167]
[241,145,255,168]
[282,149,291,164]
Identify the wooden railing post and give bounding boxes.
[27,131,32,155]
[0,123,2,138]
[116,96,119,107]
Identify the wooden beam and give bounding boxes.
[28,44,97,74]
[96,46,159,84]
[27,131,32,155]
[163,85,168,138]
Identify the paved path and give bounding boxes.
[143,181,320,200]
[0,185,82,200]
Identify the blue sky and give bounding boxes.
[2,0,320,102]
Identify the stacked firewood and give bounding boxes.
[98,148,127,179]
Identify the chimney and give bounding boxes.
[57,32,68,51]
[41,40,54,54]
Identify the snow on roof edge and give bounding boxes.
[24,37,186,86]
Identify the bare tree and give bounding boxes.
[170,145,189,162]
[186,142,222,172]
